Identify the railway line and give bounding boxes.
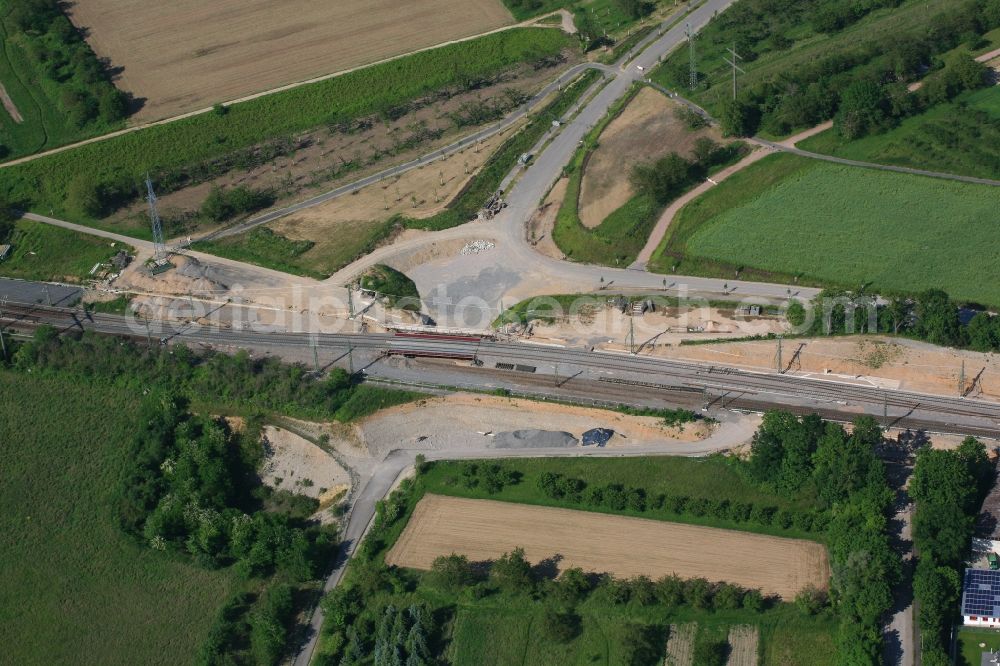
[5,300,1000,438]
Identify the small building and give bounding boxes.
[0,244,10,261]
[962,568,1000,627]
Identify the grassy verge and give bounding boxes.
[798,85,1000,180]
[359,264,421,310]
[552,85,650,265]
[649,152,1000,305]
[0,372,242,664]
[192,227,327,279]
[0,29,574,231]
[0,219,126,282]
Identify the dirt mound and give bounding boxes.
[491,429,578,448]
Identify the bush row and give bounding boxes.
[536,471,828,533]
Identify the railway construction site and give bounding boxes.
[387,494,831,599]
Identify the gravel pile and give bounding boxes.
[460,240,495,255]
[490,429,578,449]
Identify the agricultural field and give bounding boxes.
[799,85,1000,180]
[0,28,575,235]
[0,219,126,283]
[650,154,1000,305]
[0,372,240,665]
[68,0,517,121]
[387,494,831,598]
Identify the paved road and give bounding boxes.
[199,61,619,243]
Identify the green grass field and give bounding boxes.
[447,601,834,666]
[799,86,1000,180]
[957,627,1000,666]
[0,372,240,665]
[650,154,1000,305]
[0,29,573,233]
[0,219,126,282]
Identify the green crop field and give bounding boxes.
[0,28,573,234]
[0,219,126,282]
[651,154,1000,305]
[799,85,1000,180]
[0,372,240,665]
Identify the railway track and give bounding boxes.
[4,301,999,437]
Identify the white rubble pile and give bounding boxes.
[460,240,495,255]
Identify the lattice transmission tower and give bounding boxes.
[145,175,167,265]
[686,23,698,90]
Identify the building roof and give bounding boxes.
[963,569,1000,617]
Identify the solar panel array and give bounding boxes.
[962,569,1000,617]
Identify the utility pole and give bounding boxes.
[628,313,636,354]
[348,343,354,377]
[312,337,320,374]
[686,23,697,90]
[0,296,7,360]
[775,335,783,373]
[348,288,354,318]
[142,314,152,348]
[722,43,745,99]
[43,284,51,306]
[959,359,966,396]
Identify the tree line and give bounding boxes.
[8,327,419,421]
[662,0,1000,139]
[536,470,829,534]
[7,0,129,132]
[910,438,994,665]
[791,288,1000,353]
[744,411,898,665]
[630,137,750,205]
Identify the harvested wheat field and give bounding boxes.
[68,0,515,121]
[387,494,830,598]
[578,88,721,228]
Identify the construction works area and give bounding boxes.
[387,494,831,599]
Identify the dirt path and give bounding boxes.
[387,494,831,598]
[630,145,771,268]
[0,82,23,123]
[665,623,696,666]
[726,625,759,666]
